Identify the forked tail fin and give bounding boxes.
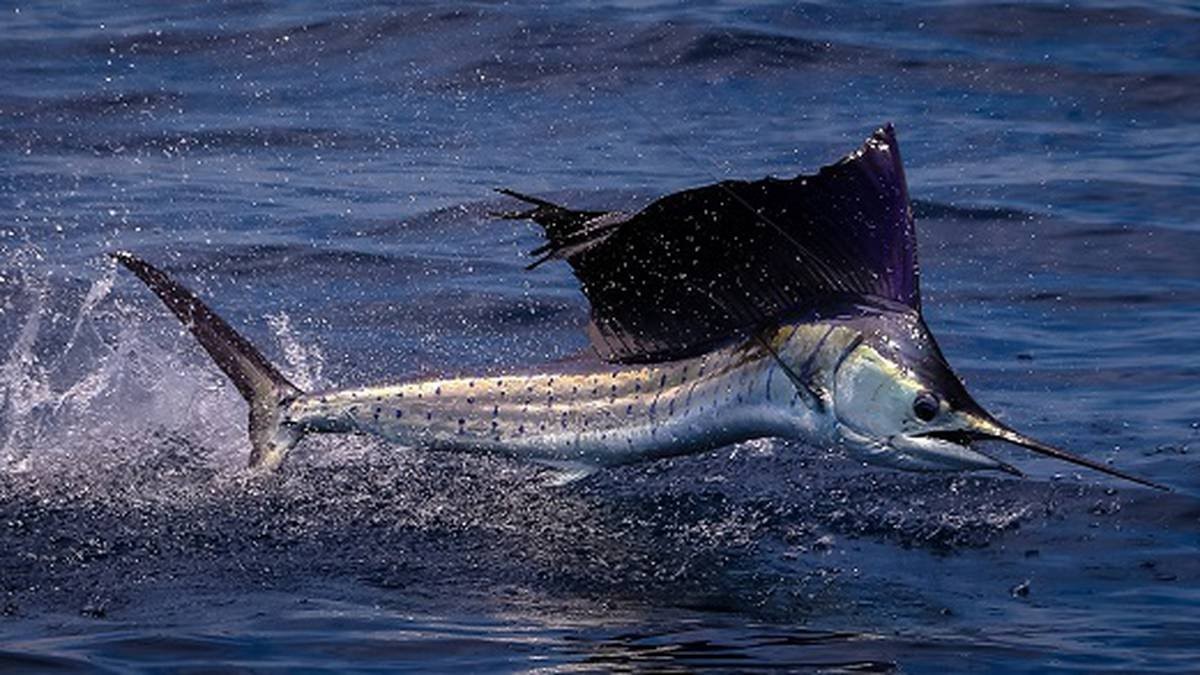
[111,252,303,470]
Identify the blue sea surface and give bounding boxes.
[2,1,1198,672]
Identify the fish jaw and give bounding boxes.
[835,423,1012,473]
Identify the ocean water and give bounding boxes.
[2,1,1199,671]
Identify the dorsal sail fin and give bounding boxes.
[503,124,919,363]
[494,189,632,269]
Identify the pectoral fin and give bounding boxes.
[536,460,599,487]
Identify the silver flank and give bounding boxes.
[284,323,861,467]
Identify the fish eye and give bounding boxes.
[912,391,940,422]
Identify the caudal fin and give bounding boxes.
[111,251,303,470]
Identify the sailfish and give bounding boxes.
[111,124,1166,490]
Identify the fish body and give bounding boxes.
[110,124,1167,490]
[286,322,853,469]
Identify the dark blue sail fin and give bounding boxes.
[493,189,631,269]
[504,124,919,363]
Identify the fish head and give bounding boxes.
[825,308,1165,490]
[829,312,1003,473]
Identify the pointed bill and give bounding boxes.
[964,415,1169,491]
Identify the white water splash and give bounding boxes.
[265,312,326,392]
[0,249,51,471]
[0,253,250,471]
